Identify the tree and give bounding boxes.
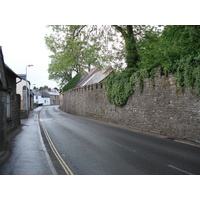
[112,25,160,70]
[137,25,200,93]
[138,25,200,73]
[45,25,157,86]
[113,25,139,70]
[45,25,106,87]
[39,85,49,91]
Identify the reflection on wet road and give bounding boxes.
[0,107,54,175]
[39,105,200,175]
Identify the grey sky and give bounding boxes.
[0,24,58,89]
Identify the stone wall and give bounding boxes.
[0,90,7,151]
[60,73,200,143]
[7,94,21,134]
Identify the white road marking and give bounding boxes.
[105,138,136,152]
[37,115,57,175]
[39,108,73,175]
[168,165,194,175]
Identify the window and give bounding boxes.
[7,93,11,118]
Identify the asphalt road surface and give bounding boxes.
[39,105,200,175]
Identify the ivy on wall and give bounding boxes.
[173,54,200,94]
[105,69,135,106]
[62,73,82,93]
[105,53,200,107]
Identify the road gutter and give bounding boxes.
[36,112,57,175]
[38,107,74,175]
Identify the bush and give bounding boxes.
[62,73,82,93]
[105,69,135,106]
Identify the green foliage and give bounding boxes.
[45,25,158,87]
[173,54,200,94]
[138,25,200,72]
[45,25,104,87]
[125,34,139,69]
[138,29,163,71]
[105,25,200,106]
[62,73,82,93]
[105,69,135,106]
[137,25,200,93]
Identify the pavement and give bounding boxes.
[0,107,56,175]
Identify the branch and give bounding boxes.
[73,25,87,39]
[112,25,127,38]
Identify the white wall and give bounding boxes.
[16,78,30,100]
[43,97,50,105]
[34,95,44,104]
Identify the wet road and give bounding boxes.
[40,105,200,175]
[0,107,55,175]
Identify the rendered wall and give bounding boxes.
[60,73,200,143]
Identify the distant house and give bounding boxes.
[33,89,59,106]
[75,67,113,88]
[41,90,51,105]
[33,90,49,106]
[16,74,33,118]
[48,90,60,105]
[0,47,20,151]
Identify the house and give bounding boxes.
[33,90,42,105]
[40,90,51,105]
[75,67,113,88]
[33,89,59,106]
[48,90,60,105]
[0,47,20,151]
[16,74,33,118]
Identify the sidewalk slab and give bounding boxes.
[0,107,54,175]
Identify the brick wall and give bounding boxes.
[60,73,200,143]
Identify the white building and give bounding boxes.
[16,74,33,117]
[33,90,51,106]
[33,89,59,106]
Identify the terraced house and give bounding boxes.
[0,47,20,151]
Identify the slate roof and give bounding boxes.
[48,91,59,96]
[17,74,30,84]
[5,64,20,78]
[33,90,59,97]
[75,67,113,88]
[33,90,42,96]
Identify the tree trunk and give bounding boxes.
[125,26,139,69]
[113,25,139,70]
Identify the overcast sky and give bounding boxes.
[0,24,58,89]
[1,0,198,198]
[0,1,197,90]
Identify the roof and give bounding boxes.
[41,90,50,98]
[5,64,20,78]
[48,91,59,96]
[33,90,42,96]
[75,67,113,88]
[17,74,31,84]
[33,89,59,97]
[18,74,26,80]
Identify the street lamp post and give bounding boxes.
[26,65,33,115]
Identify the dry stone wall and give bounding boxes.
[60,73,200,143]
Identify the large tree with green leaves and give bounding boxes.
[45,25,157,87]
[45,25,104,86]
[138,25,200,72]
